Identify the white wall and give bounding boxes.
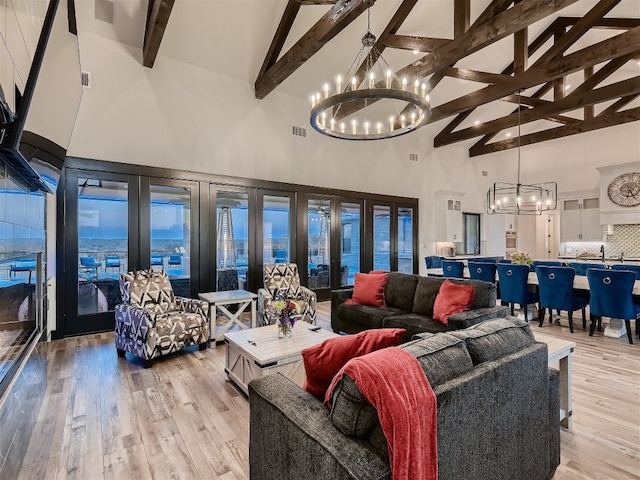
[67,31,640,272]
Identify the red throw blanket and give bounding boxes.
[325,347,437,480]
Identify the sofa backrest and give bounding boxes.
[327,317,537,439]
[384,272,419,311]
[411,275,497,315]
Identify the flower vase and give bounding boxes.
[277,319,293,339]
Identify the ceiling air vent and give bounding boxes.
[292,125,307,138]
[409,153,419,162]
[81,71,90,88]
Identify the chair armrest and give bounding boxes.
[446,305,510,331]
[115,304,156,331]
[175,297,209,317]
[298,286,317,309]
[330,288,354,320]
[249,374,389,480]
[258,288,273,326]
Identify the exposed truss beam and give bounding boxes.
[258,1,301,79]
[454,0,470,38]
[556,17,640,29]
[469,107,640,156]
[429,26,640,123]
[435,76,640,146]
[502,95,576,124]
[381,35,449,52]
[598,95,639,117]
[299,1,337,4]
[444,68,510,84]
[143,0,175,68]
[255,0,375,99]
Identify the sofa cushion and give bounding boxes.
[382,313,447,338]
[433,280,475,325]
[403,333,474,388]
[346,272,389,307]
[301,328,406,401]
[329,332,474,438]
[411,276,444,316]
[447,278,496,309]
[384,272,419,311]
[448,316,535,365]
[336,303,407,330]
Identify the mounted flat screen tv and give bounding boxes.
[0,0,82,193]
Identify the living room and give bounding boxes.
[0,0,639,478]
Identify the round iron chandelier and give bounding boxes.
[309,3,430,141]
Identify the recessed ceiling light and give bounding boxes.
[506,132,512,138]
[474,120,480,126]
[413,49,419,55]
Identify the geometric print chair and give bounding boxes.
[115,269,209,368]
[258,263,317,326]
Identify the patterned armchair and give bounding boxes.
[258,263,317,326]
[115,270,209,368]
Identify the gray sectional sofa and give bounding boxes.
[248,317,561,480]
[331,272,509,340]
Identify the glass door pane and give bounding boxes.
[373,205,391,271]
[397,207,414,273]
[217,191,249,291]
[150,184,191,297]
[308,198,331,290]
[463,213,481,255]
[340,202,360,285]
[263,195,291,265]
[77,177,128,316]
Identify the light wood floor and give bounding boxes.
[17,304,640,480]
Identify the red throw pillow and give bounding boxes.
[347,272,389,307]
[302,328,406,401]
[433,280,475,325]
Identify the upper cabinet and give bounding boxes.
[436,191,464,243]
[560,191,601,241]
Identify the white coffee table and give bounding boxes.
[223,324,339,395]
[199,290,258,344]
[534,332,576,429]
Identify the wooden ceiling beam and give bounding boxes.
[429,26,640,123]
[469,107,640,156]
[143,0,175,68]
[435,76,640,146]
[444,68,510,84]
[381,35,449,52]
[258,0,301,79]
[556,17,640,30]
[255,0,375,99]
[502,95,576,123]
[403,0,578,80]
[598,95,639,117]
[299,1,338,5]
[454,0,470,38]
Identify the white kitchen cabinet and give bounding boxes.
[560,195,600,241]
[436,191,465,243]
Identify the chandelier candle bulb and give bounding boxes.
[422,83,427,96]
[340,122,345,133]
[402,77,407,90]
[323,83,329,99]
[377,122,382,134]
[386,70,392,88]
[352,119,357,134]
[401,115,406,128]
[414,80,420,95]
[336,75,342,92]
[369,71,374,88]
[351,77,357,90]
[389,116,394,131]
[364,121,369,135]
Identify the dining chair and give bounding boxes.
[611,264,640,280]
[498,259,512,264]
[424,256,444,269]
[472,257,498,264]
[441,260,465,278]
[567,262,607,276]
[468,261,497,284]
[586,268,639,345]
[536,266,588,333]
[531,260,562,272]
[497,263,539,321]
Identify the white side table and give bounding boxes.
[199,289,258,344]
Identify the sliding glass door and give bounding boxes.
[340,201,362,286]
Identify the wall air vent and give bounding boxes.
[292,126,307,138]
[409,153,419,162]
[81,71,90,88]
[482,170,488,177]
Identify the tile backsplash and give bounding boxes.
[563,224,640,259]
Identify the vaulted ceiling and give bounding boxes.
[94,1,640,155]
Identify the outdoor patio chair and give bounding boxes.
[105,255,121,272]
[115,269,209,367]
